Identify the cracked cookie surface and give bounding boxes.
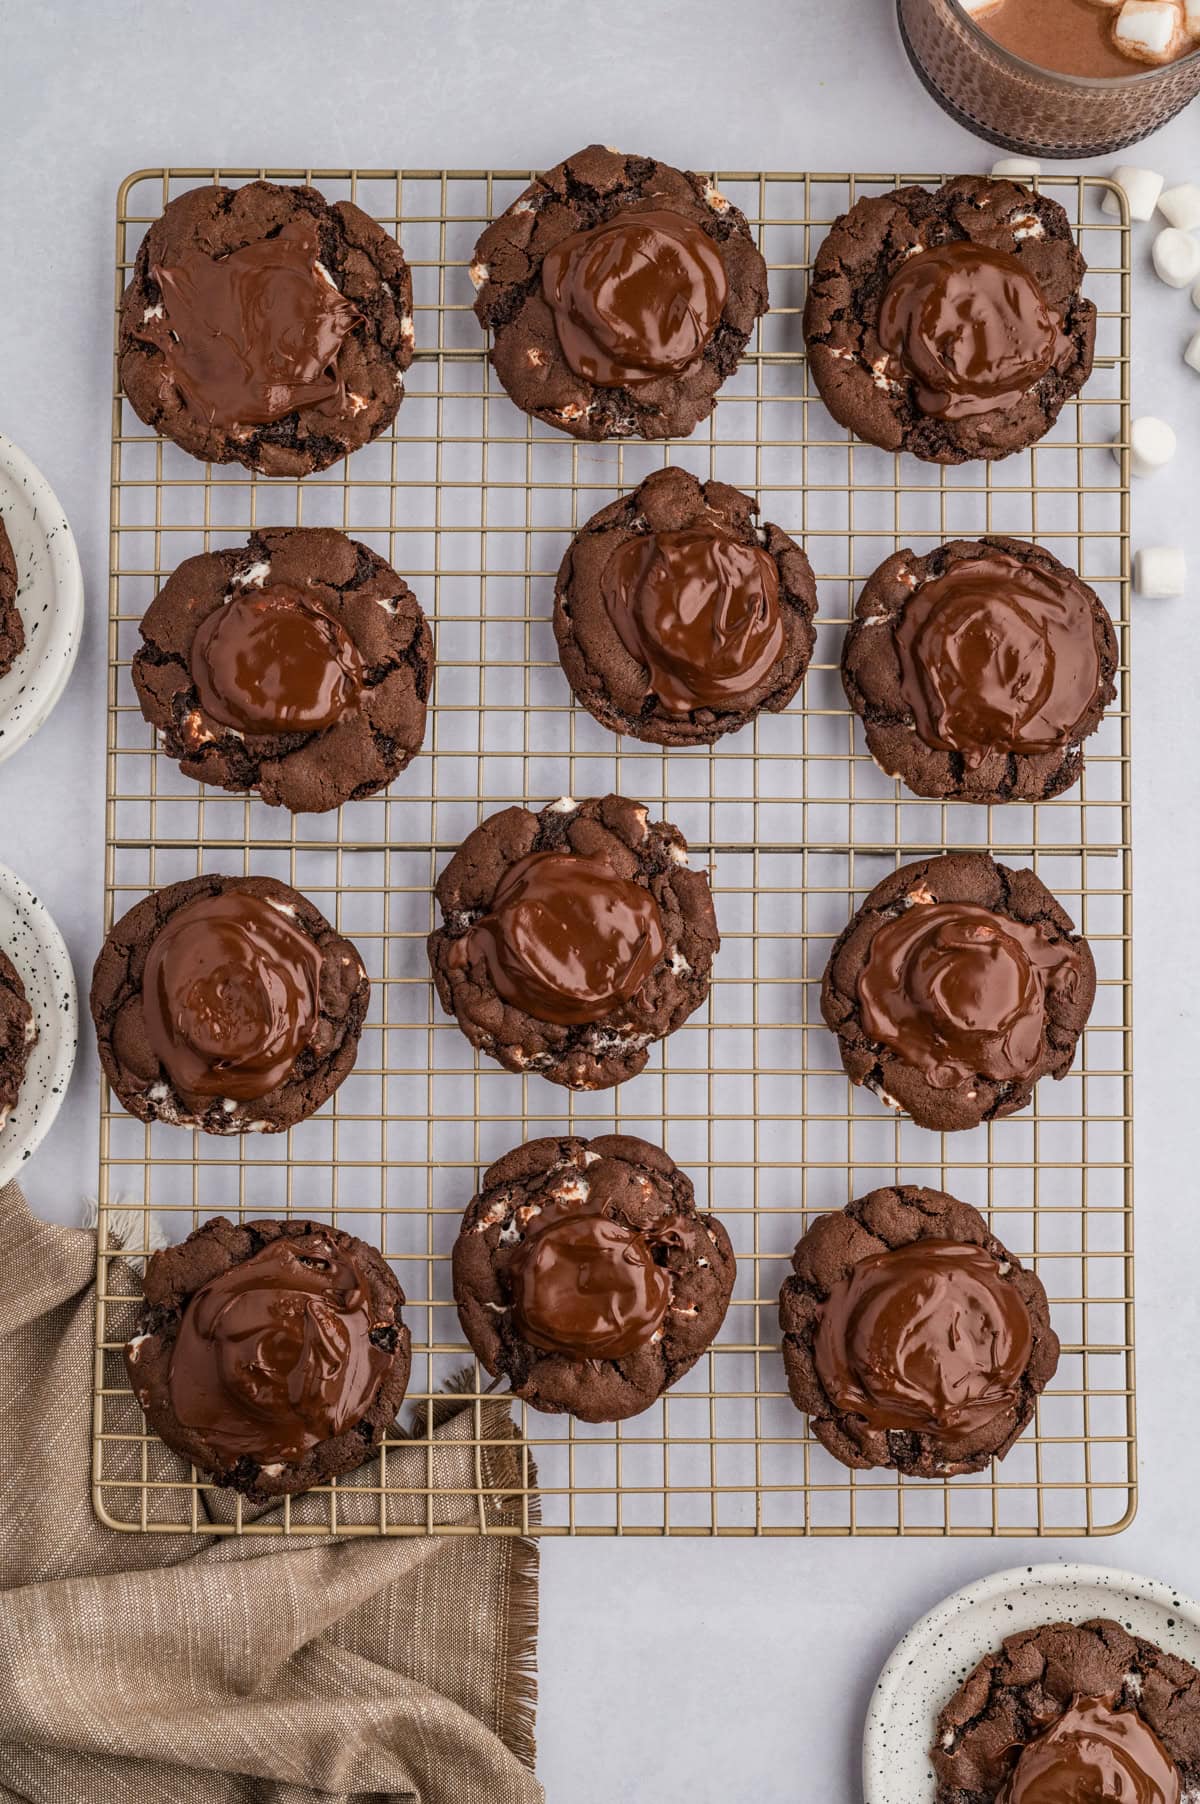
[471,144,768,441]
[0,517,22,679]
[0,948,36,1130]
[779,1185,1057,1477]
[553,467,818,746]
[842,536,1118,803]
[452,1134,735,1421]
[803,177,1095,464]
[126,1215,410,1500]
[820,851,1095,1132]
[91,873,369,1134]
[933,1618,1200,1801]
[119,180,414,475]
[132,527,432,813]
[427,794,719,1090]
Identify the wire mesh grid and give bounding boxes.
[93,167,1134,1537]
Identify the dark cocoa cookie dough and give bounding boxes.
[843,537,1118,803]
[471,144,769,441]
[428,794,719,1090]
[804,177,1096,463]
[0,948,36,1129]
[126,1216,410,1500]
[91,873,369,1135]
[452,1134,735,1422]
[119,180,414,476]
[132,527,432,813]
[0,516,22,679]
[933,1619,1200,1801]
[553,467,818,746]
[821,851,1095,1132]
[779,1186,1058,1477]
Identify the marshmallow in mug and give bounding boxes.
[964,0,1200,65]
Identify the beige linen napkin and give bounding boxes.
[0,1181,543,1804]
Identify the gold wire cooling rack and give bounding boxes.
[93,167,1134,1538]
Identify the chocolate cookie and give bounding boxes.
[119,181,414,476]
[820,851,1095,1132]
[452,1134,735,1422]
[126,1216,410,1500]
[553,468,818,746]
[471,144,769,441]
[843,537,1118,803]
[132,528,432,813]
[0,948,36,1130]
[779,1186,1058,1477]
[428,794,719,1090]
[804,177,1096,464]
[0,516,22,679]
[933,1619,1200,1802]
[91,873,369,1134]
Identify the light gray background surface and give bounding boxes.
[3,3,1198,1797]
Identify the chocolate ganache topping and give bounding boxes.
[133,216,363,432]
[540,209,728,388]
[878,241,1072,421]
[511,1199,674,1359]
[601,524,783,715]
[449,849,665,1026]
[998,1695,1181,1804]
[814,1238,1033,1444]
[190,586,365,736]
[857,900,1080,1090]
[142,889,323,1102]
[167,1234,392,1463]
[894,553,1101,767]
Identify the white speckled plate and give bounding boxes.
[0,862,77,1188]
[0,434,84,766]
[863,1563,1200,1802]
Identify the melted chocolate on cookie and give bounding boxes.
[134,216,362,431]
[878,242,1073,421]
[168,1233,391,1462]
[857,900,1080,1090]
[998,1694,1180,1804]
[448,849,665,1026]
[895,553,1101,768]
[511,1200,674,1359]
[814,1238,1033,1444]
[540,209,728,388]
[190,585,365,736]
[601,524,783,716]
[142,889,323,1102]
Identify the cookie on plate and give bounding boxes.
[820,851,1095,1132]
[471,144,769,441]
[0,517,22,679]
[804,176,1096,463]
[0,948,36,1130]
[132,527,433,813]
[842,536,1118,803]
[779,1185,1058,1477]
[428,793,719,1090]
[452,1134,735,1422]
[933,1618,1200,1801]
[119,180,414,475]
[91,873,369,1135]
[553,467,818,746]
[126,1216,410,1500]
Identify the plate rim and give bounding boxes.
[0,859,79,1189]
[863,1561,1200,1803]
[0,431,85,768]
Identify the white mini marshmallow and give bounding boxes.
[1153,226,1200,288]
[990,157,1042,179]
[959,0,1002,12]
[1112,415,1177,476]
[1185,327,1200,373]
[1158,183,1200,232]
[1114,1,1181,61]
[1135,547,1186,598]
[1185,0,1200,32]
[1103,166,1165,221]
